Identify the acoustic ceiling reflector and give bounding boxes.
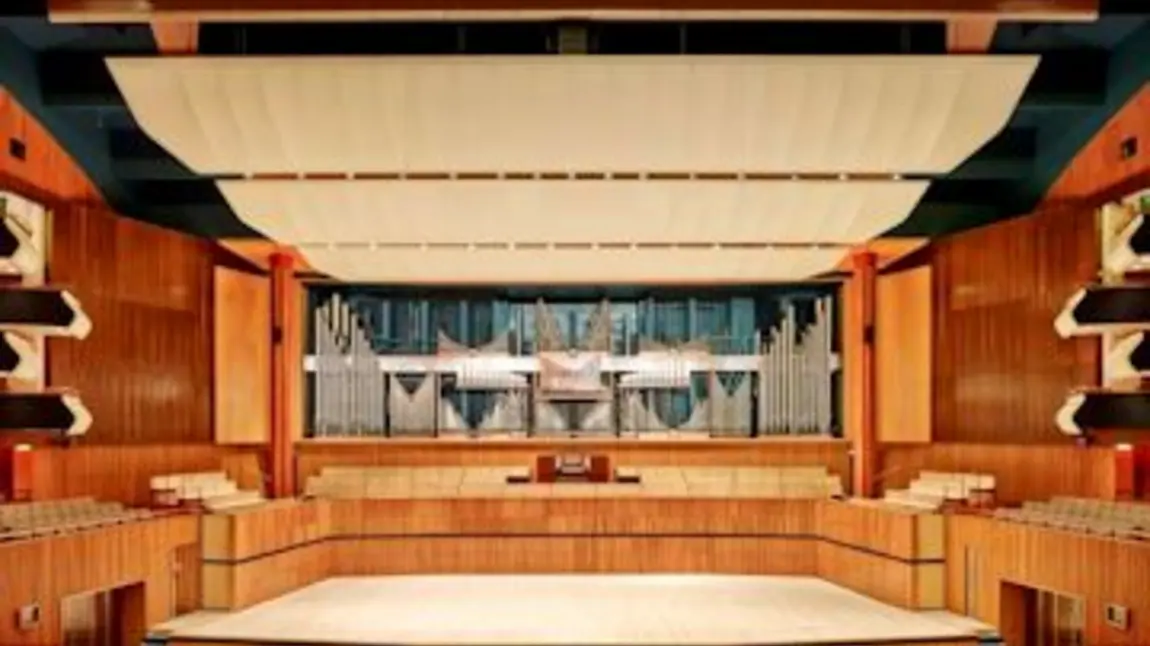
[0,332,37,381]
[1056,391,1150,436]
[107,55,1038,175]
[1106,332,1150,382]
[0,288,92,339]
[218,179,930,246]
[0,216,38,276]
[297,245,846,283]
[0,392,92,437]
[1054,286,1150,338]
[1105,213,1150,275]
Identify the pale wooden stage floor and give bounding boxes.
[165,575,980,645]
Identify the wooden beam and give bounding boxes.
[269,251,297,498]
[946,18,998,53]
[48,0,1099,23]
[151,20,199,54]
[850,251,878,498]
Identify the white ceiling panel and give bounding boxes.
[299,245,846,284]
[109,55,1038,175]
[218,178,929,245]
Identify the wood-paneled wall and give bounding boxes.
[1046,83,1150,203]
[214,266,271,445]
[877,265,932,443]
[48,204,215,443]
[194,495,943,612]
[880,443,1116,503]
[297,438,851,483]
[0,515,198,646]
[0,90,101,206]
[947,514,1150,646]
[28,444,262,505]
[931,204,1099,443]
[815,500,944,609]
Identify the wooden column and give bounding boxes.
[269,252,296,498]
[851,251,878,497]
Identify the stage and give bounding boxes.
[156,575,987,646]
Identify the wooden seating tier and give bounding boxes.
[994,497,1150,539]
[150,471,265,511]
[304,465,844,500]
[0,497,153,541]
[883,471,996,511]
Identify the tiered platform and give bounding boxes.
[883,471,996,511]
[0,497,153,541]
[150,471,265,511]
[994,497,1150,539]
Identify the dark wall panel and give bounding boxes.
[932,205,1099,443]
[47,205,214,443]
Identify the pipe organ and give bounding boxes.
[305,289,840,437]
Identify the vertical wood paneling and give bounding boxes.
[1046,84,1150,202]
[0,515,198,646]
[47,205,215,443]
[297,438,851,484]
[947,514,1150,646]
[30,444,263,504]
[877,266,933,443]
[214,267,270,445]
[880,443,1116,503]
[932,205,1099,443]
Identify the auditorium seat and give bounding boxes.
[302,465,843,499]
[882,471,995,511]
[995,497,1150,539]
[0,497,153,541]
[150,471,264,510]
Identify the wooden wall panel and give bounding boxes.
[931,205,1099,443]
[331,536,814,576]
[880,443,1115,503]
[29,443,262,505]
[814,500,944,610]
[214,267,271,445]
[1046,83,1150,202]
[48,204,215,443]
[336,498,816,537]
[297,438,850,484]
[947,514,1150,646]
[877,266,932,443]
[203,541,331,611]
[202,499,330,561]
[0,90,102,205]
[815,500,942,561]
[0,515,198,646]
[815,540,943,610]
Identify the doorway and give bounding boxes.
[1000,582,1084,646]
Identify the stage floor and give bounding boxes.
[162,575,984,645]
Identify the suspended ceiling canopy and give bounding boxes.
[0,3,1147,281]
[108,56,1036,175]
[107,55,1033,282]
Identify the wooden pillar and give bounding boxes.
[851,251,878,498]
[1115,444,1136,500]
[269,252,296,498]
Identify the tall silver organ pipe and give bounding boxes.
[758,295,837,435]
